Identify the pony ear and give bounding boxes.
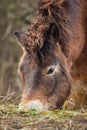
[15,32,23,43]
[48,23,59,42]
[15,32,30,51]
[15,31,28,48]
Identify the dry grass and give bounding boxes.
[0,99,87,130]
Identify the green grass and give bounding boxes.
[0,103,87,120]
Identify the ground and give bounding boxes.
[0,103,87,130]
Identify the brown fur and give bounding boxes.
[15,0,87,110]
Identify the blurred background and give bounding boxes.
[0,0,38,102]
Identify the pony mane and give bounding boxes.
[39,0,64,9]
[26,0,79,57]
[38,0,70,52]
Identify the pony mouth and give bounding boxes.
[18,100,49,112]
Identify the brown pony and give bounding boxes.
[15,0,87,111]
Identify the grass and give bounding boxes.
[0,103,87,130]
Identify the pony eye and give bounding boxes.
[47,68,54,75]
